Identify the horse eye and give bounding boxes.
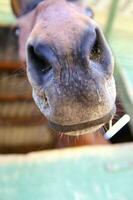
[12,26,21,37]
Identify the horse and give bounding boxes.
[11,0,116,148]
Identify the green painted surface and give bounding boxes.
[111,32,133,72]
[110,30,133,88]
[108,15,133,130]
[0,0,16,25]
[0,144,132,200]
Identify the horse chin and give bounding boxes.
[32,89,115,137]
[57,125,104,137]
[48,107,115,136]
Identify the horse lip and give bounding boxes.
[48,107,116,134]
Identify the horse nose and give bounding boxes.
[27,43,54,84]
[26,25,114,86]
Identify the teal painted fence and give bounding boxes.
[0,144,132,200]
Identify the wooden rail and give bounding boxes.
[0,95,32,102]
[0,60,21,70]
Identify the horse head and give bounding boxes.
[11,0,116,138]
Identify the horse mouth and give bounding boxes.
[49,107,116,136]
[32,86,116,136]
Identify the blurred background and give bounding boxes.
[0,0,133,153]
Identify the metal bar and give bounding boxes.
[105,0,120,38]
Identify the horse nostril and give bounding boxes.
[89,27,114,77]
[89,28,105,63]
[27,44,52,78]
